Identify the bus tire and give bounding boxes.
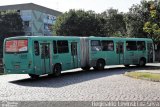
[81,66,90,71]
[93,67,98,70]
[95,59,105,70]
[29,74,39,79]
[139,58,146,67]
[124,65,130,67]
[53,64,62,77]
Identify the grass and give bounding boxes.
[124,72,160,82]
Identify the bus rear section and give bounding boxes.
[3,38,33,74]
[88,37,155,70]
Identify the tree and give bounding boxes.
[0,10,24,57]
[53,9,126,37]
[100,8,127,37]
[53,9,104,36]
[143,0,160,41]
[0,10,24,37]
[124,1,149,38]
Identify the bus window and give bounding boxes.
[57,40,69,53]
[126,41,137,51]
[45,45,50,58]
[71,43,77,56]
[91,40,102,51]
[101,40,114,51]
[41,44,50,58]
[53,41,57,54]
[116,42,124,53]
[137,41,145,51]
[34,41,39,56]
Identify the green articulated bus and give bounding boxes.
[3,36,155,78]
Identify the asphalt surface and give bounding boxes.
[0,64,160,101]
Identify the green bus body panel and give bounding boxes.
[88,37,153,66]
[3,36,154,76]
[3,36,81,75]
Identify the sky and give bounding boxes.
[0,0,142,13]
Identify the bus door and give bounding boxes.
[71,42,78,68]
[116,42,124,64]
[40,43,51,74]
[125,41,137,64]
[147,42,154,62]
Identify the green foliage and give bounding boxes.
[143,22,152,34]
[0,10,24,58]
[53,0,160,40]
[142,0,160,41]
[125,71,160,82]
[53,9,126,37]
[0,10,24,36]
[53,9,104,36]
[100,8,127,37]
[150,10,157,18]
[152,23,159,30]
[124,2,149,38]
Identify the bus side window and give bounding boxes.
[34,41,39,56]
[137,41,145,51]
[57,40,69,53]
[101,40,114,51]
[126,41,137,51]
[91,40,102,51]
[45,45,50,58]
[53,41,57,54]
[116,42,123,53]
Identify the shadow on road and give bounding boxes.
[10,65,160,88]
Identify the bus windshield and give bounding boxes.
[5,39,28,53]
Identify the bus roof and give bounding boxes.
[4,36,153,41]
[88,36,153,41]
[4,36,82,40]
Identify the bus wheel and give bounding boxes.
[81,66,90,71]
[93,67,98,70]
[29,74,39,79]
[139,58,146,67]
[53,64,62,76]
[96,59,105,70]
[124,65,130,67]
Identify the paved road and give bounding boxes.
[0,64,160,101]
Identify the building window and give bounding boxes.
[44,24,48,30]
[21,10,32,20]
[44,24,52,31]
[17,10,20,14]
